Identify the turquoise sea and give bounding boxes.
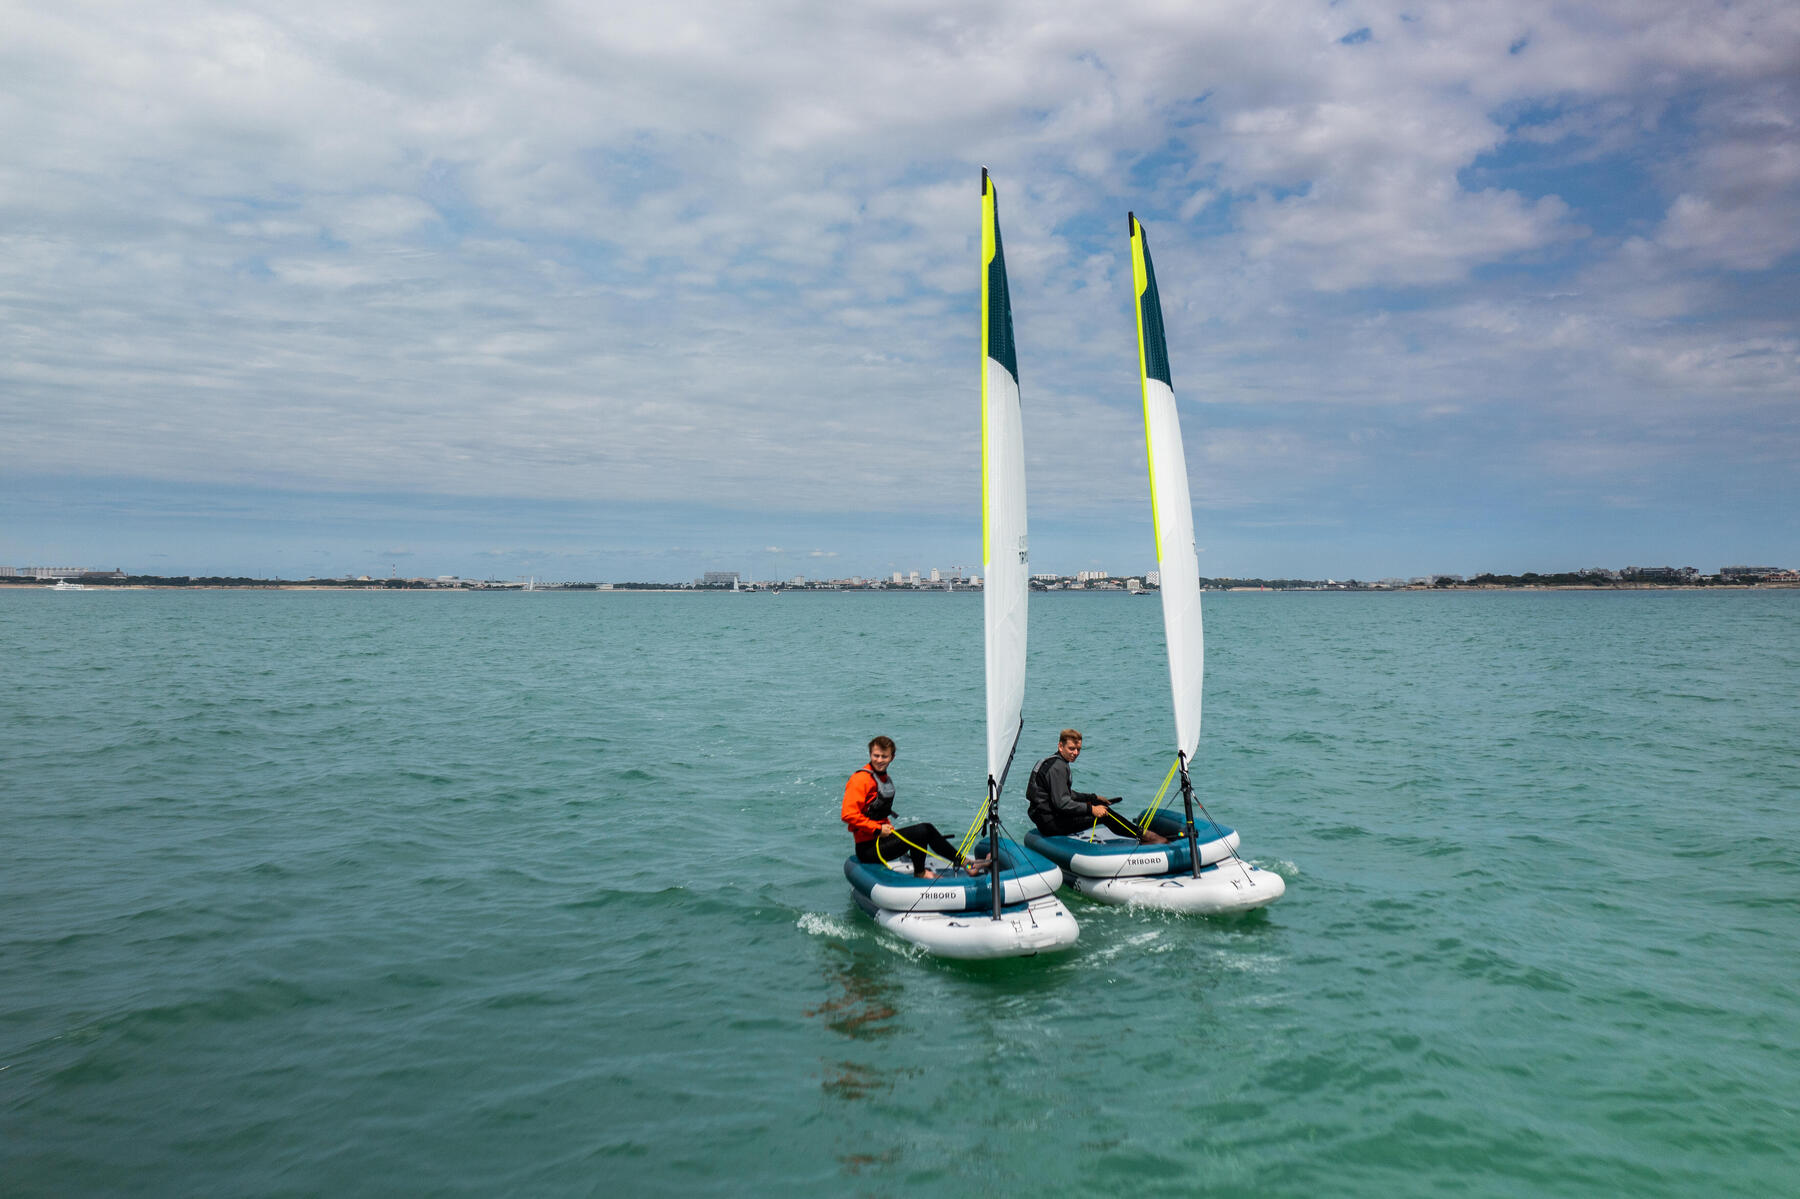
[3,588,1797,1195]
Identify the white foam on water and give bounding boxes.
[1214,950,1284,976]
[796,912,852,938]
[1089,927,1165,962]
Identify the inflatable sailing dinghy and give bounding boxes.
[1027,810,1282,914]
[1066,855,1285,913]
[1038,214,1289,918]
[842,170,1077,960]
[845,836,1077,959]
[1025,810,1238,878]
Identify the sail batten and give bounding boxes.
[982,172,1028,793]
[1130,215,1203,763]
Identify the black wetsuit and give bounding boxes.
[1025,754,1146,838]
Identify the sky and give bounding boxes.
[3,0,1797,581]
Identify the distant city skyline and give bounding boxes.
[7,558,1791,589]
[4,4,1795,581]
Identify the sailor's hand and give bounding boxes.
[1090,803,1109,817]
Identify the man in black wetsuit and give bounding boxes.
[1025,729,1168,843]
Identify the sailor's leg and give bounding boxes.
[1098,808,1146,838]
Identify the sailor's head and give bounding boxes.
[1058,729,1082,761]
[868,735,896,770]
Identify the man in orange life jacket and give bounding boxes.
[1026,729,1169,843]
[842,735,991,877]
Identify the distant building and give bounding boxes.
[892,572,903,584]
[1076,570,1110,582]
[909,571,919,584]
[9,565,88,579]
[1145,571,1160,587]
[1720,565,1782,579]
[929,568,941,582]
[701,571,740,585]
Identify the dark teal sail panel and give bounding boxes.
[1136,222,1172,388]
[985,182,1018,383]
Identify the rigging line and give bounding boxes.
[991,811,1044,919]
[886,824,968,873]
[1140,757,1182,826]
[986,813,1050,930]
[957,796,991,862]
[1188,793,1255,886]
[897,869,938,920]
[876,826,921,870]
[1089,804,1153,841]
[962,715,1027,859]
[885,831,960,922]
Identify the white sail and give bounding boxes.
[982,170,1028,794]
[1130,215,1203,763]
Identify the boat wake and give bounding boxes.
[796,912,854,939]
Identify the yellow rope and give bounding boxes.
[1090,806,1151,840]
[953,756,1177,862]
[1139,757,1182,828]
[879,824,958,873]
[956,807,986,862]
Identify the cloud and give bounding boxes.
[1,0,1796,575]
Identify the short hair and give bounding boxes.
[868,735,896,755]
[1059,729,1083,745]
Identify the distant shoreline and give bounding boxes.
[4,580,1796,594]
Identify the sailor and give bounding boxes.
[1025,729,1169,843]
[842,736,989,877]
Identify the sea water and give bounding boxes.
[2,588,1796,1196]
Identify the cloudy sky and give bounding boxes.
[4,0,1796,580]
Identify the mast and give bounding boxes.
[1129,213,1205,876]
[982,169,1029,917]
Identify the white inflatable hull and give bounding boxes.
[1040,827,1239,878]
[1068,862,1286,914]
[856,892,1079,959]
[844,837,1066,913]
[857,859,1062,912]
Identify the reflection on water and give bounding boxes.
[821,1059,916,1101]
[806,939,911,1107]
[838,1146,902,1175]
[805,941,901,1042]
